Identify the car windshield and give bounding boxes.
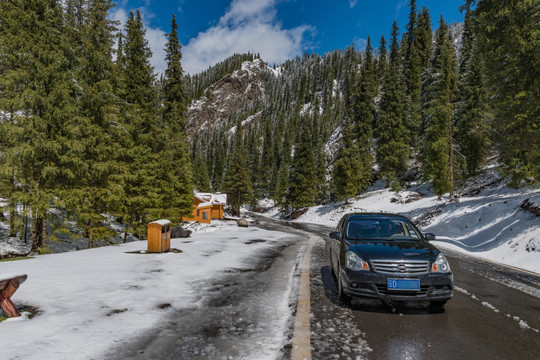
[345,217,422,240]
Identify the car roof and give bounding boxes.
[344,212,410,221]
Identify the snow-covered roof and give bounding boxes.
[195,193,227,208]
[148,219,171,226]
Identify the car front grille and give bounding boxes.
[371,260,430,275]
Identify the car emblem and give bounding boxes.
[397,264,408,272]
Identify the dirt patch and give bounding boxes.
[244,239,266,245]
[106,308,128,316]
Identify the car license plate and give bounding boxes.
[387,278,420,291]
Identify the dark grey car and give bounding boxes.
[328,213,453,308]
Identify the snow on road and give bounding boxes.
[0,222,298,360]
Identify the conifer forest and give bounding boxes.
[0,0,538,252]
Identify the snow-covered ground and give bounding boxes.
[0,222,298,360]
[261,177,540,275]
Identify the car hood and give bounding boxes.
[347,240,439,261]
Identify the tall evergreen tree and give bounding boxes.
[0,0,77,252]
[117,10,160,236]
[62,0,124,248]
[288,116,317,208]
[376,21,409,188]
[273,123,292,209]
[421,16,459,197]
[259,119,274,196]
[456,4,492,177]
[350,37,375,192]
[473,0,540,185]
[332,119,365,203]
[403,0,424,148]
[224,119,253,216]
[416,7,433,71]
[376,35,388,83]
[161,14,194,220]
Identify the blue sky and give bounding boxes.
[112,0,465,74]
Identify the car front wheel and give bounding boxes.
[337,266,352,305]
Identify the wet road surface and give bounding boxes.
[261,215,540,360]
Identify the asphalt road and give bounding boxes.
[258,215,540,360]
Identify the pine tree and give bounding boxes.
[332,119,365,203]
[376,35,388,83]
[349,37,375,192]
[161,14,194,220]
[288,116,317,208]
[259,119,273,197]
[0,0,77,252]
[117,10,160,236]
[376,21,409,188]
[416,7,433,71]
[456,5,492,177]
[273,122,292,209]
[403,0,424,148]
[224,119,253,216]
[62,0,124,248]
[421,16,459,198]
[193,155,211,192]
[473,0,539,185]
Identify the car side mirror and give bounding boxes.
[329,231,341,240]
[424,233,436,241]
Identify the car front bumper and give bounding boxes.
[341,268,454,302]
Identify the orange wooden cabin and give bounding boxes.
[182,193,227,224]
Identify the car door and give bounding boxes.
[330,217,345,272]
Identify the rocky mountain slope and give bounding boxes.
[186,58,270,137]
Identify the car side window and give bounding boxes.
[337,218,344,233]
[403,221,420,239]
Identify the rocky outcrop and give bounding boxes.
[186,59,269,137]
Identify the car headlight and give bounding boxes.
[345,251,369,271]
[432,253,451,273]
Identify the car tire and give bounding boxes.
[337,267,352,305]
[330,252,336,277]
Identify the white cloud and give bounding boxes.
[353,37,368,50]
[182,0,315,74]
[348,0,358,8]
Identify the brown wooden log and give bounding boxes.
[0,275,27,318]
[1,278,20,299]
[0,296,21,317]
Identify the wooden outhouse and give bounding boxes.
[147,219,171,253]
[182,193,227,224]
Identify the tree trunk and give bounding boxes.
[40,215,47,250]
[31,213,39,252]
[87,220,94,249]
[236,191,241,217]
[22,204,29,244]
[448,97,454,197]
[9,200,16,237]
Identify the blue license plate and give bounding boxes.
[387,278,420,291]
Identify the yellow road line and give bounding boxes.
[291,242,313,360]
